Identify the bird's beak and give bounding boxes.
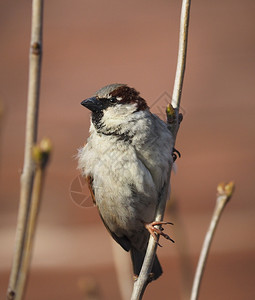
[81,97,103,112]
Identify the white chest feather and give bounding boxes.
[77,111,173,235]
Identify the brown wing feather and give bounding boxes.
[86,175,96,204]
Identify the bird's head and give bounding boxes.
[81,84,149,133]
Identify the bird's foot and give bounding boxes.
[145,221,175,247]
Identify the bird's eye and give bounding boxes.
[109,97,117,104]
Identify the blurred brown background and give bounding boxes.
[0,0,255,299]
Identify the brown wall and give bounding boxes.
[0,1,254,299]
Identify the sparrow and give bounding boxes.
[77,83,175,281]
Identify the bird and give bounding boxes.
[77,83,176,281]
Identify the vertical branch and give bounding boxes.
[171,0,191,111]
[15,139,51,300]
[190,182,235,300]
[7,0,43,299]
[131,2,191,298]
[131,177,171,300]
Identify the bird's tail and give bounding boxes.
[130,247,162,281]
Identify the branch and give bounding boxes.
[15,139,52,300]
[190,182,235,300]
[7,1,44,299]
[131,178,170,300]
[171,0,191,111]
[131,1,191,299]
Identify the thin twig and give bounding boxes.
[7,1,43,299]
[15,139,52,300]
[190,182,235,300]
[171,0,191,111]
[131,2,191,298]
[131,177,171,300]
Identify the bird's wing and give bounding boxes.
[86,175,96,204]
[86,175,131,252]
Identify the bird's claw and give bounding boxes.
[145,221,175,245]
